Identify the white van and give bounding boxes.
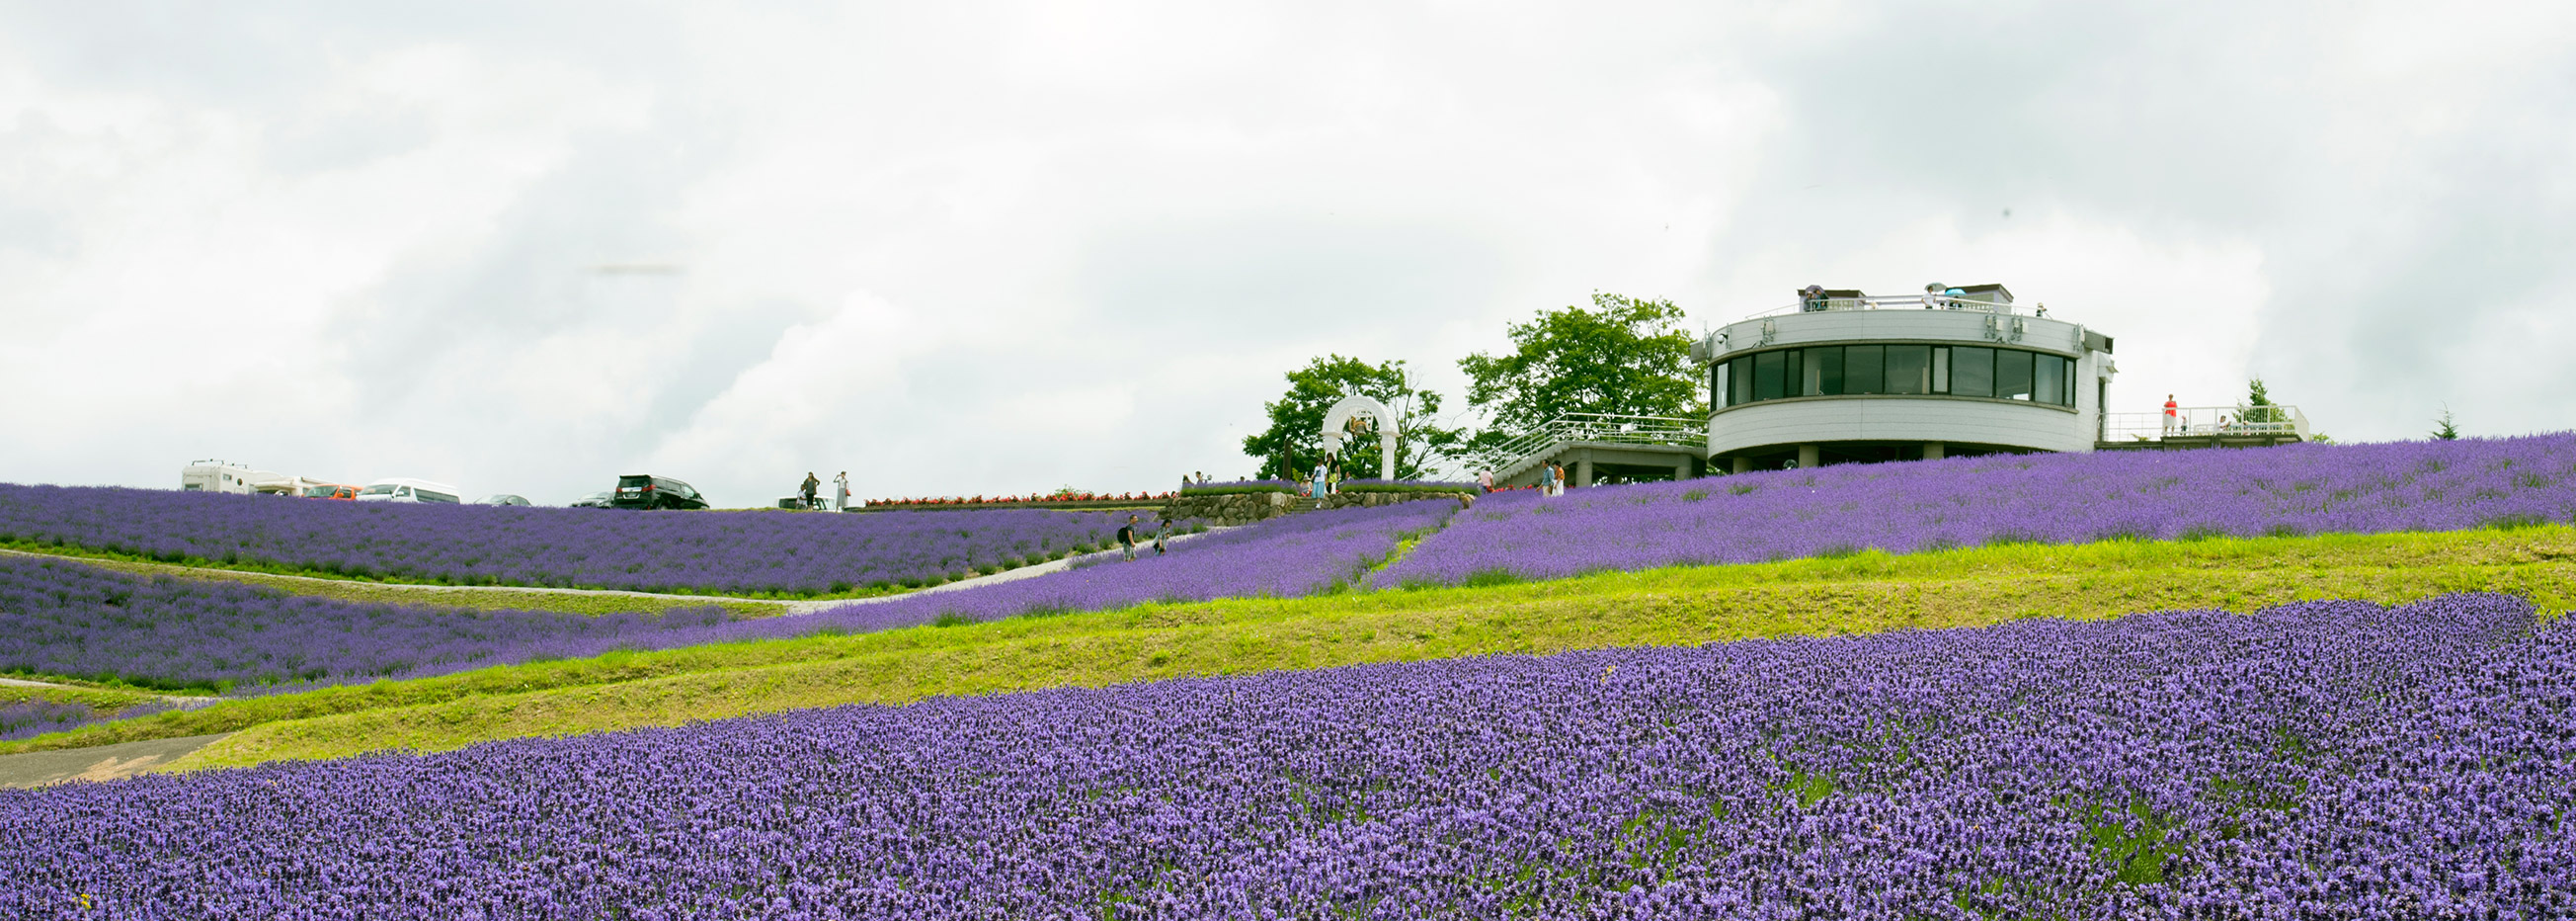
[355,477,465,505]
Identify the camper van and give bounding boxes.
[181,460,288,495]
[354,477,465,505]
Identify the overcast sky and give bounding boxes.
[4,2,2571,505]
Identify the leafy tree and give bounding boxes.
[1241,356,1463,481]
[1456,292,1705,438]
[2433,405,2459,441]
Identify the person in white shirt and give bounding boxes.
[1478,469,1494,493]
[1922,282,1947,310]
[833,471,850,511]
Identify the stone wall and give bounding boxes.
[1164,491,1294,526]
[1163,489,1475,527]
[1312,491,1476,513]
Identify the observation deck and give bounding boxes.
[1691,285,2119,471]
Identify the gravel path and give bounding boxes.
[0,734,233,790]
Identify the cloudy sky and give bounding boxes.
[3,2,2570,505]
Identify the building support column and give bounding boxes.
[1731,456,1750,474]
[1797,444,1819,469]
[1675,457,1694,481]
[1923,442,1945,460]
[1574,451,1593,488]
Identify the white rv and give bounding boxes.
[355,477,465,504]
[181,460,286,495]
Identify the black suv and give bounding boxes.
[609,474,709,510]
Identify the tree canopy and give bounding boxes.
[1453,293,1704,465]
[1239,356,1462,481]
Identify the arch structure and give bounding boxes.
[1319,395,1401,480]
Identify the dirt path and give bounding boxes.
[0,734,233,790]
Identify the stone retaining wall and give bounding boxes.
[1163,490,1475,527]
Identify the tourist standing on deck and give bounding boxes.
[2163,395,2181,436]
[800,472,820,510]
[833,471,850,512]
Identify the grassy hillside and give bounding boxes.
[0,524,2555,771]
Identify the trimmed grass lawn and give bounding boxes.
[5,526,2570,774]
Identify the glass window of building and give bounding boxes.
[1951,347,1994,398]
[1809,347,1843,395]
[1931,347,1951,394]
[1753,351,1786,401]
[1729,357,1751,406]
[1844,345,1884,394]
[2035,355,2064,405]
[1886,345,1930,395]
[1996,349,2035,401]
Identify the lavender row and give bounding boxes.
[1378,434,2576,587]
[0,554,748,693]
[0,504,1451,699]
[0,484,1145,595]
[5,594,2567,918]
[796,498,1459,631]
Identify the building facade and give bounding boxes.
[1692,285,2118,471]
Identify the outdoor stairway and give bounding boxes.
[1287,497,1326,514]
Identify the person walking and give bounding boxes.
[1539,460,1558,497]
[1312,458,1329,498]
[1117,514,1142,561]
[1478,468,1494,493]
[2162,394,2181,437]
[833,471,850,512]
[1153,518,1171,555]
[1552,461,1570,495]
[800,471,821,510]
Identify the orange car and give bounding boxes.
[301,483,360,500]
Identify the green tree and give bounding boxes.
[1455,293,1705,462]
[2433,405,2459,441]
[1240,356,1463,481]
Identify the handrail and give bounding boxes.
[2100,404,2310,442]
[1742,294,2030,321]
[1479,413,1706,476]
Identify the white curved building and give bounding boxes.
[1692,285,2119,472]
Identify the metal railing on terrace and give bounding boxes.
[1743,293,2041,320]
[1484,413,1705,474]
[2100,404,2310,443]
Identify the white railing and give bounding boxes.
[1744,294,2037,320]
[1480,413,1704,476]
[2101,405,2310,443]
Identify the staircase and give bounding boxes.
[1287,496,1326,514]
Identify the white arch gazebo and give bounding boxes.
[1318,395,1400,480]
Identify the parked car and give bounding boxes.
[473,494,531,507]
[301,483,360,500]
[610,474,708,510]
[569,491,613,509]
[355,477,465,505]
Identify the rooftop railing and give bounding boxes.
[1743,294,2043,321]
[2101,404,2310,443]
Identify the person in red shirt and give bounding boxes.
[2162,395,2181,436]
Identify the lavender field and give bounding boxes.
[0,484,1146,595]
[0,503,1454,719]
[0,554,747,694]
[804,498,1457,631]
[1380,434,2576,587]
[5,594,2565,918]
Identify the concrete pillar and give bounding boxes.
[1731,456,1750,474]
[1923,442,1945,460]
[1675,457,1694,481]
[1797,444,1819,469]
[1574,451,1594,488]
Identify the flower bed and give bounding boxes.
[0,554,747,694]
[0,485,1142,595]
[4,594,2566,917]
[863,490,1175,509]
[802,500,1456,631]
[1376,434,2576,587]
